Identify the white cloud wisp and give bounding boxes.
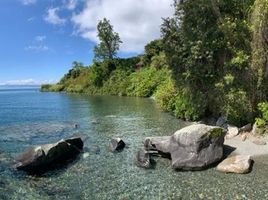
[44,7,66,25]
[21,0,37,6]
[25,35,49,52]
[0,79,56,86]
[72,0,174,53]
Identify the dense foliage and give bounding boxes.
[42,1,268,128]
[160,0,258,125]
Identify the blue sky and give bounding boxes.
[0,0,173,85]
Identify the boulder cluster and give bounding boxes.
[136,123,254,174]
[14,122,256,175]
[138,124,226,170]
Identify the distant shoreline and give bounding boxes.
[0,84,41,87]
[0,85,41,92]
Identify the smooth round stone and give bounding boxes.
[216,155,252,174]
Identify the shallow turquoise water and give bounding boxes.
[0,87,268,199]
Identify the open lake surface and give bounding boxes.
[0,86,268,199]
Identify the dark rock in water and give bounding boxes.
[65,137,83,150]
[136,149,153,169]
[109,138,125,152]
[91,119,100,124]
[145,124,226,170]
[73,124,79,129]
[13,137,83,173]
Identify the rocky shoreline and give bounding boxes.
[132,117,268,174]
[9,118,268,175]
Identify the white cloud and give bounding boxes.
[0,79,56,86]
[21,0,36,5]
[71,0,173,53]
[44,7,66,25]
[65,0,77,10]
[24,45,49,52]
[35,35,46,42]
[25,35,49,52]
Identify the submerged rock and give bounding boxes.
[109,138,125,152]
[82,152,90,159]
[91,119,100,124]
[73,124,79,129]
[216,155,252,174]
[135,149,153,169]
[14,137,83,173]
[145,124,226,170]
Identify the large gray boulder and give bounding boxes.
[14,137,83,173]
[145,124,226,170]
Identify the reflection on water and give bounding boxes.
[0,89,268,199]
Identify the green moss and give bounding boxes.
[208,128,224,138]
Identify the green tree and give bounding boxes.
[250,0,268,107]
[59,61,85,84]
[94,18,122,60]
[144,39,163,64]
[161,0,254,123]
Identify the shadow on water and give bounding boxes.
[12,154,83,178]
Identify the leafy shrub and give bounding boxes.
[101,69,130,96]
[173,88,206,121]
[60,61,85,84]
[144,39,163,64]
[223,89,252,126]
[255,102,268,129]
[150,52,168,69]
[255,118,266,128]
[41,84,64,92]
[113,57,140,71]
[90,60,116,87]
[127,67,171,97]
[40,84,52,91]
[155,78,177,112]
[65,84,83,93]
